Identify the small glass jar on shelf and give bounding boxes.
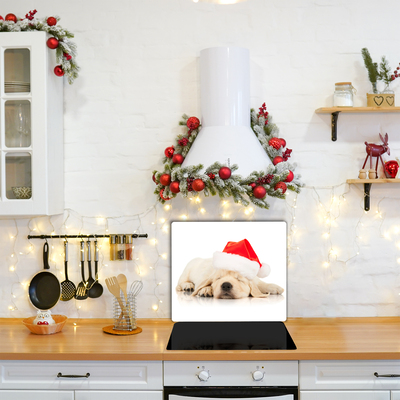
[333,82,355,107]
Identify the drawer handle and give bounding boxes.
[57,373,90,379]
[374,372,400,378]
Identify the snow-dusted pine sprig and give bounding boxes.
[0,12,79,84]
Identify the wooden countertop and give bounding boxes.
[2,317,400,361]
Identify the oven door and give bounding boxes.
[164,387,298,400]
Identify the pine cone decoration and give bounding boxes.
[268,138,282,150]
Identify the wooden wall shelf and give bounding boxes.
[315,107,400,141]
[346,178,400,211]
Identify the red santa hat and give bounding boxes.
[212,239,271,280]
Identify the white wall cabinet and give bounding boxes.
[0,31,63,216]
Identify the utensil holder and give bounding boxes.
[113,293,137,331]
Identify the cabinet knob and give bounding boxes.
[252,370,264,381]
[197,370,211,381]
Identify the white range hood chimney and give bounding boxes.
[182,46,272,176]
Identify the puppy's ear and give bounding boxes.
[249,281,270,298]
[192,276,214,296]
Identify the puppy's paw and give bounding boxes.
[196,286,213,297]
[177,281,195,292]
[265,283,284,295]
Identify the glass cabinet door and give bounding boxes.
[5,153,32,199]
[4,48,30,93]
[5,100,31,148]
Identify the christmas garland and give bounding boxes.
[152,103,304,209]
[0,11,78,84]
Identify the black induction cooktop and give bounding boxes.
[167,321,296,350]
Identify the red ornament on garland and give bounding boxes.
[285,170,294,182]
[172,154,184,164]
[219,167,231,180]
[192,179,205,192]
[164,146,175,158]
[384,160,399,178]
[152,174,157,184]
[253,185,266,199]
[46,37,59,49]
[5,13,17,22]
[169,181,180,193]
[159,189,171,201]
[274,182,287,194]
[268,137,282,150]
[54,65,64,77]
[187,116,200,131]
[47,16,57,26]
[280,138,286,148]
[273,156,283,165]
[0,16,4,21]
[159,174,171,186]
[249,182,256,189]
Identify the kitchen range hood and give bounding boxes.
[181,46,272,176]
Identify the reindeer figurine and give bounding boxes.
[361,133,390,179]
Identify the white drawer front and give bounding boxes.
[75,390,163,400]
[392,391,400,400]
[164,361,298,386]
[0,391,74,400]
[0,361,162,390]
[300,361,400,390]
[300,391,390,400]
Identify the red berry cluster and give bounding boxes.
[187,177,194,192]
[178,138,188,146]
[258,102,269,125]
[391,64,400,81]
[256,174,274,185]
[24,9,37,20]
[282,148,292,161]
[207,173,215,180]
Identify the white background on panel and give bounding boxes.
[171,221,286,322]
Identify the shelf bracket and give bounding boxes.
[364,183,371,211]
[331,111,341,141]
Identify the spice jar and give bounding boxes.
[109,234,117,261]
[117,234,125,260]
[333,82,355,107]
[125,235,133,260]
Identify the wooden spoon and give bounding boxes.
[105,276,130,328]
[117,274,128,302]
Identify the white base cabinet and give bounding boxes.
[300,360,400,400]
[0,391,74,400]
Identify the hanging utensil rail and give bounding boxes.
[27,233,148,239]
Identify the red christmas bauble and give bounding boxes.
[268,137,282,150]
[54,65,64,77]
[5,13,17,23]
[273,156,283,165]
[385,160,399,178]
[249,182,256,188]
[164,146,175,158]
[159,189,171,201]
[169,181,180,193]
[285,170,294,182]
[47,16,57,26]
[274,182,287,194]
[280,138,286,148]
[192,179,205,192]
[63,52,72,61]
[0,16,4,21]
[47,37,59,49]
[159,174,171,186]
[152,174,158,184]
[219,167,231,180]
[187,116,200,131]
[172,154,184,164]
[253,186,266,199]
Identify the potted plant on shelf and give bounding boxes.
[361,47,398,107]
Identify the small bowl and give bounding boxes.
[22,315,67,335]
[12,186,32,199]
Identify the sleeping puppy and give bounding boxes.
[176,257,284,299]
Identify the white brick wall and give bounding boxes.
[1,0,400,319]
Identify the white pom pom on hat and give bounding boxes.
[212,239,270,281]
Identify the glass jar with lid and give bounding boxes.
[333,82,355,107]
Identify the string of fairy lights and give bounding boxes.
[4,181,400,317]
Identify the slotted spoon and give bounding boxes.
[60,241,76,301]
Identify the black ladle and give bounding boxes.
[88,239,103,298]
